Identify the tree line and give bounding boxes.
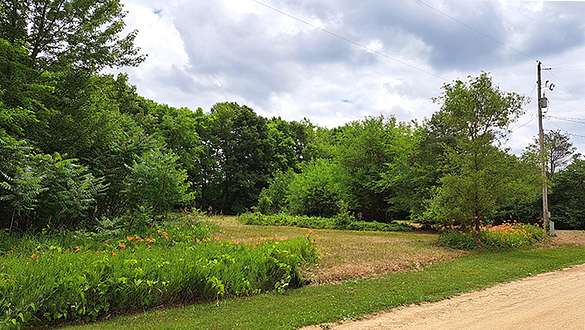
[1,0,584,232]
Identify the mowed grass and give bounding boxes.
[67,245,585,330]
[206,216,464,283]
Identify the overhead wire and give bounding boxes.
[414,0,533,60]
[249,0,449,82]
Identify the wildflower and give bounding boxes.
[117,242,127,250]
[73,246,81,253]
[111,252,117,257]
[145,236,156,246]
[31,253,41,260]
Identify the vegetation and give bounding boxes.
[208,216,460,283]
[68,246,585,330]
[0,219,316,328]
[2,0,585,328]
[240,212,412,232]
[550,159,585,229]
[439,224,546,250]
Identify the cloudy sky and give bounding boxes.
[118,0,585,153]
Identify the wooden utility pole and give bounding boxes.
[537,61,550,233]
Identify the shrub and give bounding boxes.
[287,159,348,217]
[439,224,546,250]
[0,237,316,328]
[0,153,106,230]
[240,212,413,232]
[257,170,295,214]
[437,230,477,250]
[123,149,194,215]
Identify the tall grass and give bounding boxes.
[0,238,316,328]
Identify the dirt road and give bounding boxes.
[309,263,585,330]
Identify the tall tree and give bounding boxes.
[202,103,272,213]
[423,73,527,233]
[524,129,576,177]
[0,0,144,70]
[550,158,585,229]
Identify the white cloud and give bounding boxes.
[119,0,585,153]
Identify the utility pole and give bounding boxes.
[537,61,550,234]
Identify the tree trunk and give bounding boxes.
[9,209,15,233]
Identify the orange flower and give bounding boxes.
[145,236,156,246]
[31,253,40,260]
[73,246,81,253]
[111,252,117,257]
[127,235,143,242]
[157,230,169,240]
[117,242,127,250]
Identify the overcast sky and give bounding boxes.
[118,0,585,153]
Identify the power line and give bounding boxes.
[546,115,585,125]
[415,0,532,60]
[250,0,449,82]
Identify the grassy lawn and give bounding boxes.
[67,245,585,330]
[206,216,464,283]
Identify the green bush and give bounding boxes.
[123,149,195,215]
[257,170,295,214]
[437,230,477,250]
[439,224,546,250]
[0,237,316,328]
[287,159,348,217]
[240,212,413,232]
[0,152,106,230]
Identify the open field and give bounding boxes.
[206,216,464,283]
[68,245,585,330]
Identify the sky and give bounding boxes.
[117,0,585,153]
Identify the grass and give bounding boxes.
[67,245,585,330]
[207,216,463,282]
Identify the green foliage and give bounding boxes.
[1,152,105,230]
[202,103,273,214]
[239,212,413,232]
[257,169,295,214]
[0,236,316,328]
[70,246,585,330]
[550,159,585,229]
[0,0,144,70]
[123,149,194,215]
[335,116,403,219]
[423,73,528,232]
[287,159,348,217]
[437,230,477,250]
[439,224,546,250]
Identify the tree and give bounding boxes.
[423,73,526,233]
[0,0,144,71]
[202,103,273,213]
[287,159,348,217]
[550,158,585,229]
[123,149,194,215]
[524,130,576,177]
[335,116,403,220]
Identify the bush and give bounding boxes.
[0,153,106,230]
[240,212,413,232]
[123,149,195,215]
[257,170,295,214]
[287,159,348,217]
[0,237,316,328]
[437,230,477,250]
[439,224,546,250]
